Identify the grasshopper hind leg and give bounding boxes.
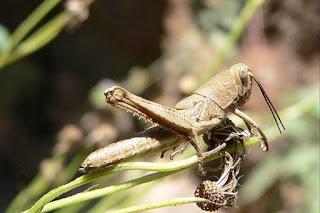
[190,129,206,176]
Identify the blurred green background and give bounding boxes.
[0,0,319,212]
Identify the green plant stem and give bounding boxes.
[19,88,318,213]
[0,0,97,70]
[199,0,266,84]
[5,149,88,213]
[0,0,62,69]
[108,197,208,213]
[87,180,155,212]
[24,136,259,213]
[5,173,48,213]
[113,182,156,210]
[2,13,69,68]
[88,190,129,213]
[54,200,91,213]
[5,155,64,213]
[25,168,110,213]
[31,171,176,213]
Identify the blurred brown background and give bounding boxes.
[0,0,319,212]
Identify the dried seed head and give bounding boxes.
[195,180,226,211]
[194,152,240,211]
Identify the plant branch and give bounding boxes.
[0,0,62,69]
[108,197,208,213]
[199,0,266,84]
[24,136,259,213]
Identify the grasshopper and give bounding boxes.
[80,63,284,175]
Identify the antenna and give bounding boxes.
[249,73,285,133]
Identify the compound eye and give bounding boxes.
[238,64,248,80]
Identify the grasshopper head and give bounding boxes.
[231,63,285,134]
[230,63,252,104]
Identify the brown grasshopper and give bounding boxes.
[80,63,284,175]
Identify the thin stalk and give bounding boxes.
[87,179,156,212]
[0,0,62,69]
[2,13,69,68]
[24,136,259,213]
[5,149,88,213]
[21,87,317,213]
[0,0,97,70]
[199,0,266,84]
[4,155,65,213]
[28,171,176,213]
[108,197,208,213]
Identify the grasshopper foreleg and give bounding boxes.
[233,108,268,151]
